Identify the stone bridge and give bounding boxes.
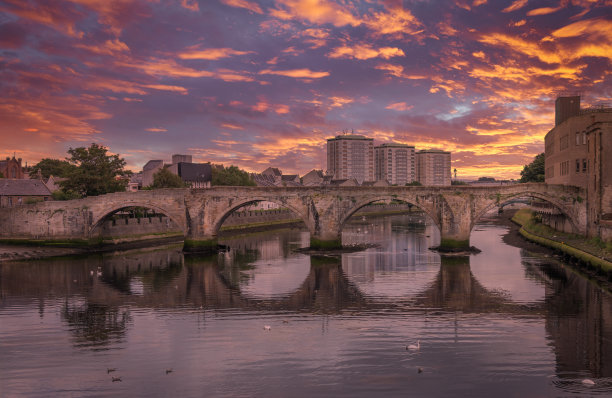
[0,183,586,250]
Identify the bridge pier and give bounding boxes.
[183,236,219,253]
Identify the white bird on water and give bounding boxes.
[406,340,420,351]
[264,325,271,331]
[582,379,595,386]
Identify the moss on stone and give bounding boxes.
[309,237,342,250]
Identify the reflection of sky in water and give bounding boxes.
[2,214,612,396]
[238,256,311,299]
[470,225,545,304]
[342,215,441,299]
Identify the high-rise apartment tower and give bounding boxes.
[327,134,374,183]
[416,149,451,186]
[374,143,415,185]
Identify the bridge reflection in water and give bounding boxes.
[2,241,611,381]
[0,217,612,394]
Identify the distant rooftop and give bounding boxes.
[328,134,373,141]
[0,179,52,196]
[375,143,415,148]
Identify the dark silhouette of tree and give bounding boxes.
[520,153,545,183]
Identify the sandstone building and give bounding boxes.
[544,96,612,240]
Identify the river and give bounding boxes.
[1,212,611,397]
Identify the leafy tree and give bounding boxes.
[451,180,467,185]
[520,153,545,183]
[406,181,422,186]
[212,165,255,186]
[30,158,77,179]
[150,167,187,188]
[60,143,130,197]
[0,171,4,178]
[52,190,81,201]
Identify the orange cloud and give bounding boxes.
[220,123,244,130]
[478,33,562,64]
[258,68,329,79]
[527,6,564,16]
[116,58,255,82]
[180,0,199,11]
[386,102,414,111]
[328,44,405,60]
[270,0,360,27]
[178,46,253,60]
[275,104,290,114]
[375,63,428,80]
[220,0,263,14]
[145,127,167,132]
[364,6,423,38]
[75,39,130,55]
[502,0,528,13]
[141,84,189,94]
[1,1,83,37]
[329,96,354,108]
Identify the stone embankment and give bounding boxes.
[511,208,612,278]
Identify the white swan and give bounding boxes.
[406,340,420,350]
[264,325,271,331]
[582,379,595,386]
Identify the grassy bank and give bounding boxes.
[512,208,612,276]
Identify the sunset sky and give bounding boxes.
[1,0,610,179]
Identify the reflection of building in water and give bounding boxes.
[541,261,612,378]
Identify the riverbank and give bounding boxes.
[508,208,612,279]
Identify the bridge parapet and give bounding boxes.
[0,184,587,250]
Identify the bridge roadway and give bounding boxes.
[0,183,586,250]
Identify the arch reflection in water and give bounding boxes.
[2,215,612,396]
[342,214,441,299]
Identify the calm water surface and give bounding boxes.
[1,213,612,397]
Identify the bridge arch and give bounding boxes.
[211,197,312,236]
[471,190,580,233]
[89,202,188,237]
[338,195,440,234]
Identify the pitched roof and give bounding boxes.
[0,179,52,196]
[261,167,282,176]
[281,174,298,181]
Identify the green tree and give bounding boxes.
[520,153,545,183]
[0,171,4,178]
[406,181,422,186]
[30,158,76,179]
[212,165,255,186]
[61,143,130,197]
[150,167,187,188]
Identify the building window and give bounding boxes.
[560,135,569,150]
[582,159,587,172]
[576,159,580,173]
[575,132,580,145]
[582,132,587,144]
